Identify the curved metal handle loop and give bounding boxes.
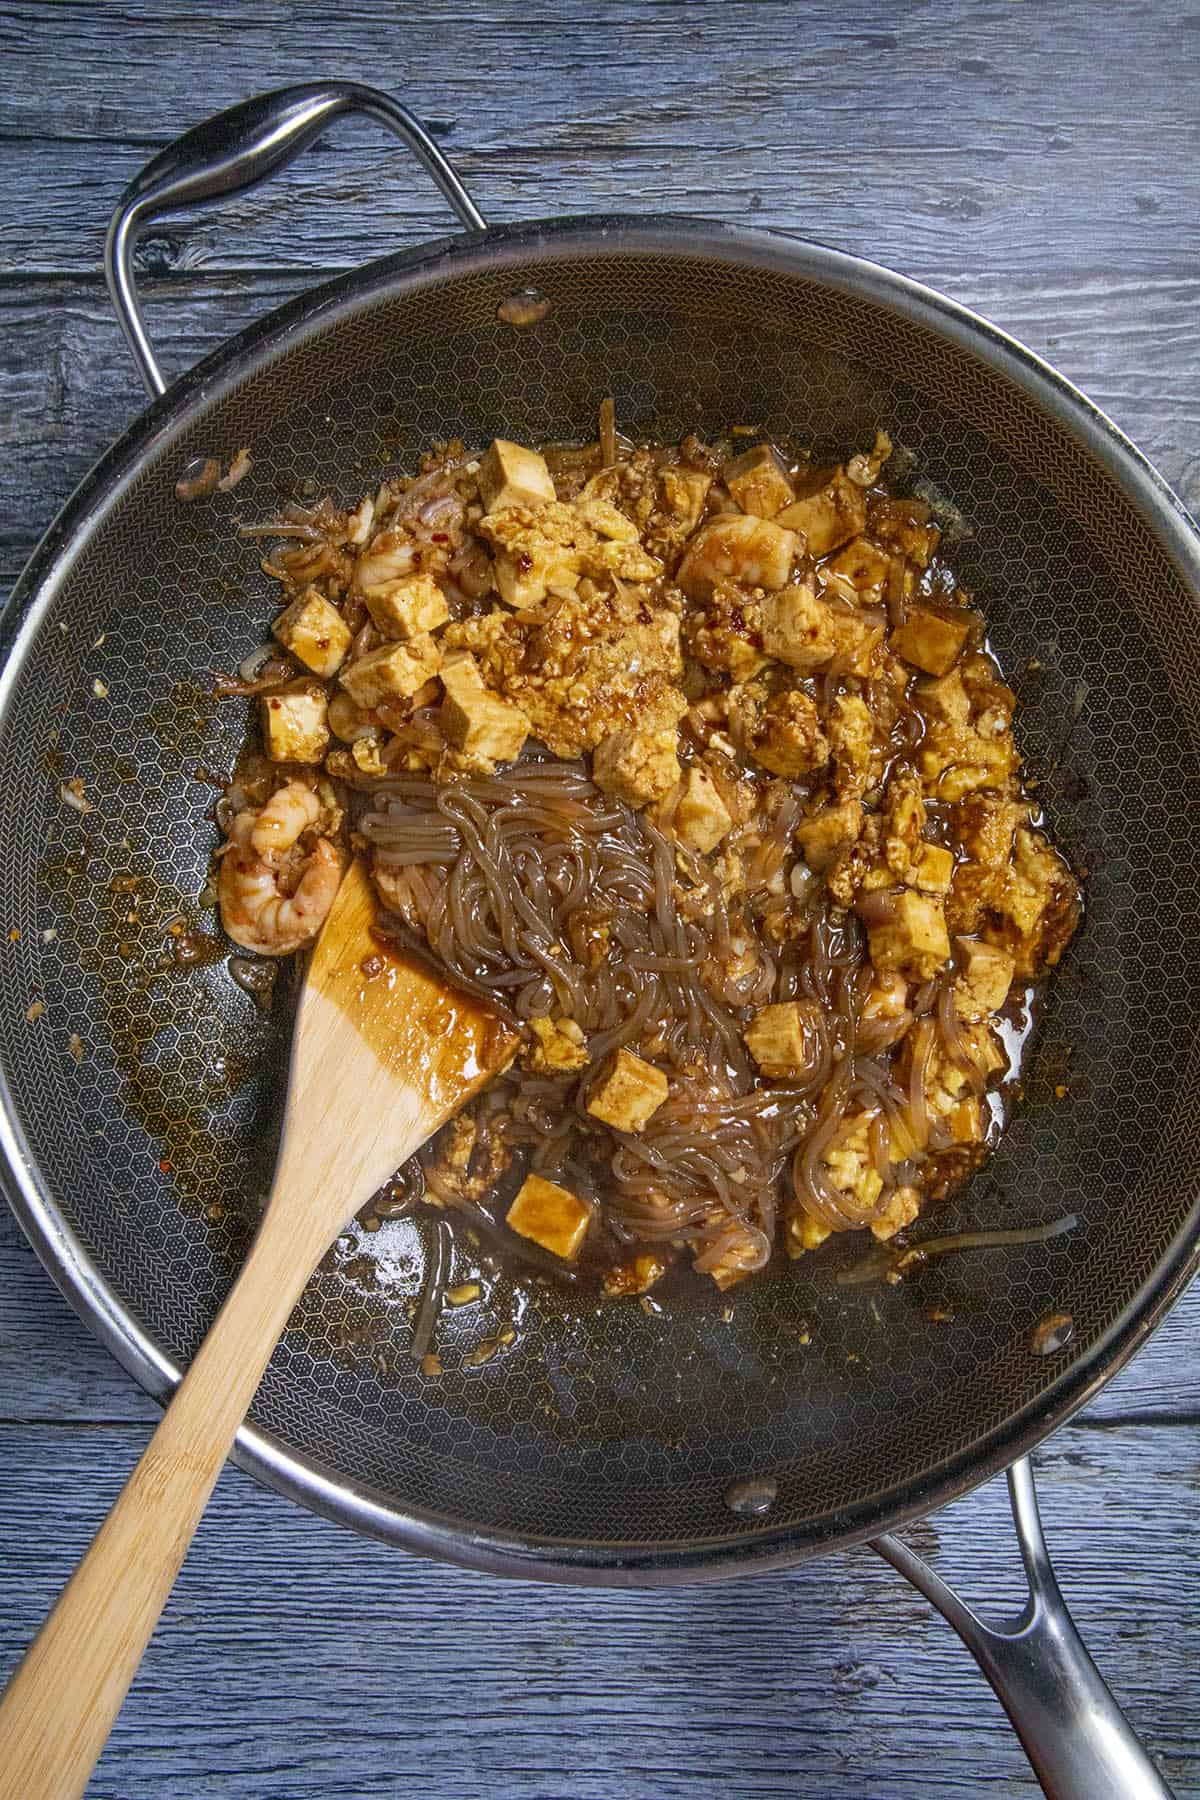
[103,82,488,398]
[871,1457,1173,1799]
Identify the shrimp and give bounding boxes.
[248,779,321,860]
[676,513,797,601]
[219,792,342,956]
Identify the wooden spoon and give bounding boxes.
[0,857,519,1800]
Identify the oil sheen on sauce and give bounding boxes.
[309,858,518,1113]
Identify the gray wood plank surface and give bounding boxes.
[0,1402,1196,1799]
[1,1,1198,279]
[0,1,1197,1795]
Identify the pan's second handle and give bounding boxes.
[871,1457,1173,1800]
[104,82,488,398]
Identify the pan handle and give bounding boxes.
[871,1456,1173,1799]
[103,82,488,398]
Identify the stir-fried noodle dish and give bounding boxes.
[214,406,1081,1299]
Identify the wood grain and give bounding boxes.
[0,1212,335,1800]
[0,861,516,1800]
[0,2,1197,1795]
[0,2,1197,280]
[0,1412,1194,1799]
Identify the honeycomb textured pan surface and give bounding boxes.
[3,242,1198,1551]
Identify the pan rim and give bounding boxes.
[3,212,1199,1583]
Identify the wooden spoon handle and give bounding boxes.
[0,1206,320,1800]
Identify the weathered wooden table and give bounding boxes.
[1,3,1196,1794]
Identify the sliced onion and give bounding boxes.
[855,889,899,929]
[239,645,274,683]
[175,457,220,502]
[217,447,252,491]
[418,492,463,530]
[214,653,295,696]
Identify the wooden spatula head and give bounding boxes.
[273,856,520,1246]
[0,855,520,1800]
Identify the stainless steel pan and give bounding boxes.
[3,83,1198,1797]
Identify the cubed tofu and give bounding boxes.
[761,582,837,671]
[971,1022,1007,1081]
[744,1000,821,1079]
[363,572,449,640]
[777,468,867,557]
[525,1014,589,1073]
[862,889,951,980]
[910,842,955,895]
[260,684,329,764]
[945,1097,986,1144]
[827,693,879,794]
[961,653,1016,735]
[723,443,796,519]
[796,799,864,872]
[1000,828,1070,945]
[659,466,712,536]
[271,587,353,678]
[916,669,970,725]
[919,1037,993,1147]
[674,766,733,853]
[479,439,556,513]
[919,721,1018,802]
[825,820,898,908]
[964,1020,1007,1081]
[340,634,442,709]
[944,863,1009,940]
[822,535,891,603]
[846,428,893,488]
[883,773,927,876]
[479,501,585,609]
[592,727,681,810]
[954,937,1015,1020]
[890,605,972,676]
[586,1048,670,1133]
[676,514,797,600]
[1013,826,1070,898]
[686,585,769,680]
[506,1174,591,1261]
[584,534,664,586]
[353,529,422,594]
[440,651,529,765]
